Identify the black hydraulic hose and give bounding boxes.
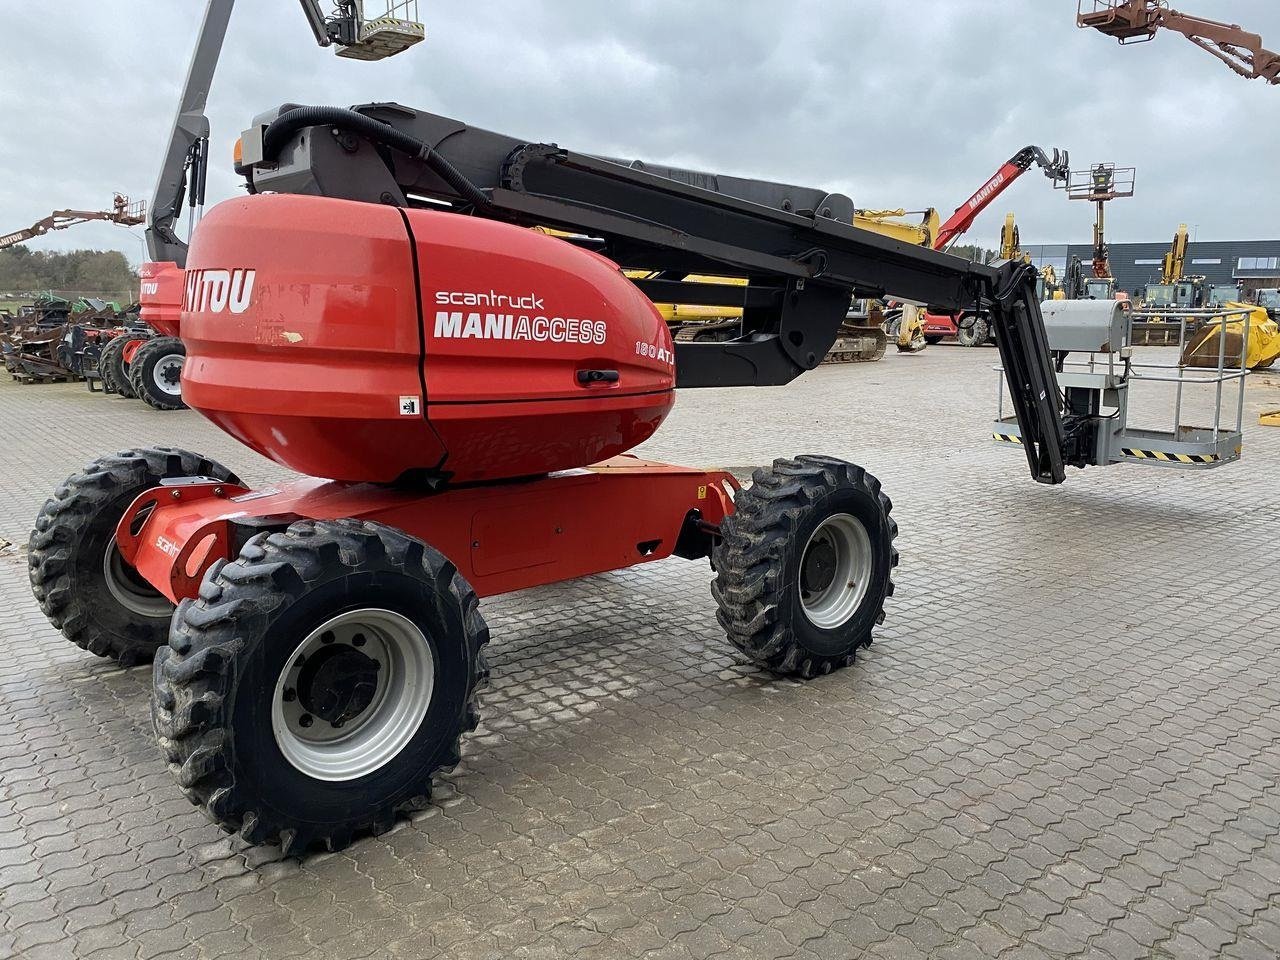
[261,106,493,211]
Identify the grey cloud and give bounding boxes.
[2,1,1276,265]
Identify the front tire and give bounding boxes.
[128,337,186,410]
[29,448,242,666]
[152,519,490,853]
[712,456,897,678]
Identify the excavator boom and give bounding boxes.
[1161,223,1189,284]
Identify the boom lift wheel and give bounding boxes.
[128,337,187,410]
[712,455,897,678]
[152,519,489,852]
[28,448,241,666]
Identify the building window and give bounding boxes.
[1191,258,1221,265]
[1134,259,1161,265]
[1239,256,1280,271]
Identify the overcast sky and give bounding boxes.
[2,1,1277,265]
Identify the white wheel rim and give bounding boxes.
[102,536,173,619]
[152,354,184,396]
[799,514,873,629]
[271,608,435,782]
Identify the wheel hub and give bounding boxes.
[271,608,436,782]
[296,643,381,725]
[153,355,184,396]
[102,536,173,619]
[801,537,838,594]
[798,513,873,630]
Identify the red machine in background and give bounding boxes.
[921,146,1069,346]
[96,262,188,408]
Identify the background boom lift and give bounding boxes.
[0,195,145,251]
[1078,0,1280,83]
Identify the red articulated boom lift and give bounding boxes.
[30,1,1194,852]
[919,146,1069,347]
[1078,0,1280,84]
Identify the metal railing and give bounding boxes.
[996,307,1252,445]
[1123,307,1251,442]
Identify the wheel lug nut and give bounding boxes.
[331,719,344,729]
[299,714,313,728]
[283,687,296,702]
[352,633,366,647]
[321,631,335,644]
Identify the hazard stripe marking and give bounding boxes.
[1121,448,1221,464]
[992,433,1023,445]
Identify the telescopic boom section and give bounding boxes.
[237,104,1073,483]
[1078,1,1280,83]
[147,0,425,266]
[933,146,1070,251]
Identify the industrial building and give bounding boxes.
[1024,239,1280,298]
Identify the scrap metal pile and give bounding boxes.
[0,292,184,408]
[1,294,129,383]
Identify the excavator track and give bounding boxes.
[822,323,888,364]
[672,320,741,343]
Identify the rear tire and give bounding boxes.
[152,519,490,853]
[712,455,897,678]
[98,335,131,396]
[128,337,186,410]
[29,448,242,666]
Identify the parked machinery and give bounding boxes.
[657,149,1068,357]
[1056,162,1136,305]
[1038,264,1063,302]
[31,0,1241,854]
[919,147,1070,347]
[1078,1,1279,84]
[658,206,945,363]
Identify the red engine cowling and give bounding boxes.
[180,195,676,484]
[139,261,185,337]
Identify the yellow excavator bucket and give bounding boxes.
[1179,303,1280,370]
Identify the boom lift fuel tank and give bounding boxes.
[181,194,675,483]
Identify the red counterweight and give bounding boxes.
[179,195,676,484]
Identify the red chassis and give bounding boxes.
[116,455,738,603]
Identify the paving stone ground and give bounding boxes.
[2,346,1279,960]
